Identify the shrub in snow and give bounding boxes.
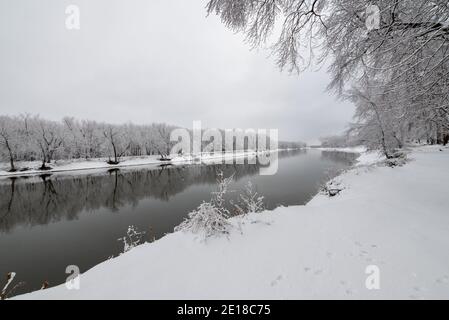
[175,171,234,240]
[118,225,145,253]
[175,201,232,239]
[384,151,408,167]
[233,181,265,216]
[210,171,233,217]
[321,179,344,197]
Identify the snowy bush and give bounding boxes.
[175,171,233,240]
[321,179,344,197]
[118,225,145,253]
[175,173,269,239]
[210,171,233,217]
[233,181,264,216]
[175,201,232,239]
[384,151,408,168]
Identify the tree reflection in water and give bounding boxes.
[0,158,265,232]
[0,150,359,233]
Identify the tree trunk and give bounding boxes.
[392,132,403,149]
[9,156,15,172]
[443,134,449,146]
[4,139,16,172]
[362,96,392,159]
[39,146,49,170]
[112,142,118,163]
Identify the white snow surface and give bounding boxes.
[15,146,449,300]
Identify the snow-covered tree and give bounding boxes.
[29,117,64,170]
[152,123,177,159]
[62,117,83,159]
[319,135,349,148]
[78,119,103,159]
[0,116,22,171]
[102,124,130,164]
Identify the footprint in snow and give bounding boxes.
[345,289,354,295]
[303,267,323,276]
[408,286,426,299]
[339,280,355,296]
[436,275,449,284]
[270,275,283,287]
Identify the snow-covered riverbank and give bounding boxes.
[15,146,449,299]
[0,151,267,179]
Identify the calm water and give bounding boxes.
[0,150,357,296]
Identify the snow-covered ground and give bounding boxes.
[14,146,449,300]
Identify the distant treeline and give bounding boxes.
[0,114,306,171]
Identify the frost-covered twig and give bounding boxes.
[1,272,15,300]
[118,225,146,253]
[233,181,265,216]
[211,171,234,218]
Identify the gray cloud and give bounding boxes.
[0,0,354,144]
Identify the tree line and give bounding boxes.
[0,114,180,171]
[0,114,306,172]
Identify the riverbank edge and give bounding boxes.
[0,149,291,179]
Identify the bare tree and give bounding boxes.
[0,116,22,171]
[30,117,64,170]
[79,120,103,159]
[102,124,130,164]
[153,123,177,160]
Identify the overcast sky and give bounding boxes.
[0,0,354,144]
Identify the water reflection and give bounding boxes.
[0,149,358,234]
[0,161,262,233]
